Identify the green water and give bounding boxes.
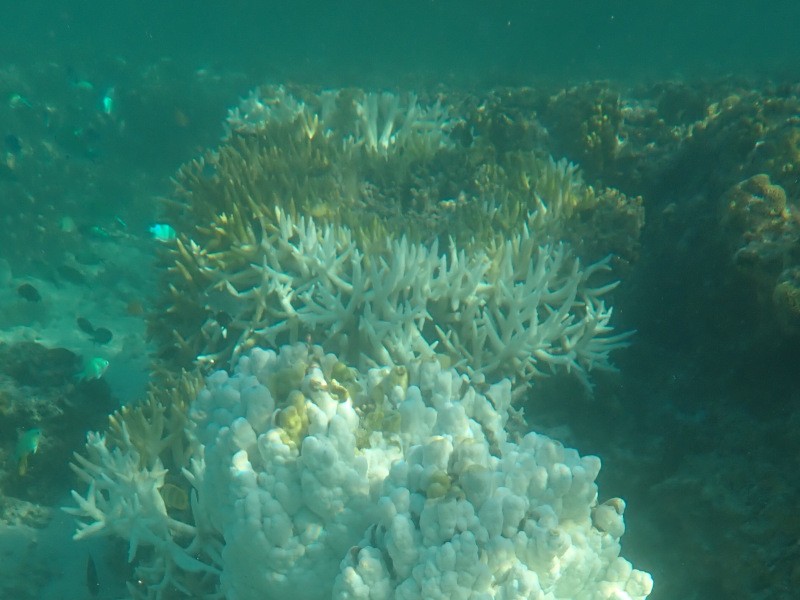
[3,1,799,83]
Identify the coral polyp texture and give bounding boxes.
[152,86,642,379]
[67,343,653,599]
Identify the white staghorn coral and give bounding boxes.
[352,91,456,156]
[197,209,629,391]
[224,86,458,156]
[224,86,308,137]
[64,423,220,598]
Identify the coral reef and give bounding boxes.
[539,83,626,178]
[66,424,219,598]
[51,76,800,600]
[521,79,800,598]
[65,368,212,598]
[107,369,203,489]
[57,84,647,597]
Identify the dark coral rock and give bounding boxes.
[0,342,81,387]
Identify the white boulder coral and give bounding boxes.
[190,343,652,599]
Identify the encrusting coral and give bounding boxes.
[720,173,800,332]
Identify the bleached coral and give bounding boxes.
[67,82,650,599]
[195,344,652,599]
[194,208,629,391]
[67,343,652,598]
[160,85,644,377]
[352,91,456,157]
[224,86,308,137]
[530,155,597,223]
[64,423,220,598]
[224,86,457,156]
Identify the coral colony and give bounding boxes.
[66,87,653,599]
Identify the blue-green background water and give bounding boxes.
[4,0,798,186]
[4,1,800,83]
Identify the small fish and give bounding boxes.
[101,87,115,115]
[88,226,110,239]
[91,327,113,345]
[215,311,232,328]
[59,216,77,233]
[78,357,109,381]
[76,317,113,344]
[57,264,86,284]
[17,283,41,302]
[161,483,189,511]
[86,554,100,597]
[4,134,22,154]
[14,428,41,476]
[126,300,145,316]
[8,94,32,108]
[174,108,190,128]
[149,223,176,241]
[77,316,95,335]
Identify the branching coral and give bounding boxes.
[171,208,629,391]
[107,370,201,475]
[224,86,458,159]
[83,88,646,595]
[64,423,221,599]
[65,369,218,598]
[150,86,642,374]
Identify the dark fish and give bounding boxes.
[17,283,41,302]
[91,327,113,344]
[86,554,100,597]
[4,134,21,154]
[215,310,232,328]
[57,264,86,284]
[77,317,113,344]
[77,317,95,334]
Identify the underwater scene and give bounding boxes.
[1,2,799,599]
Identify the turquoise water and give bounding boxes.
[1,2,799,599]
[4,1,799,81]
